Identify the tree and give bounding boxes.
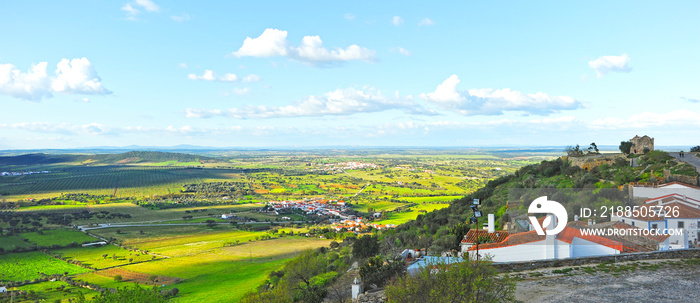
[359,256,406,287]
[149,275,158,283]
[283,249,328,303]
[588,142,599,154]
[352,235,379,260]
[449,222,470,251]
[114,275,123,282]
[385,258,515,302]
[565,145,584,157]
[619,141,633,154]
[691,146,700,152]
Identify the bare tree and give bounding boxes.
[324,273,355,303]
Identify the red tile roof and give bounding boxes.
[461,229,510,244]
[468,221,669,253]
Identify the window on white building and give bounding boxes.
[652,223,658,229]
[678,221,685,229]
[632,221,635,226]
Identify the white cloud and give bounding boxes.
[187,70,240,82]
[0,58,110,101]
[232,28,290,58]
[186,87,433,119]
[420,75,582,116]
[418,18,435,26]
[232,28,376,65]
[681,97,699,103]
[0,62,52,101]
[294,35,375,64]
[122,0,160,20]
[588,53,632,77]
[178,63,188,69]
[344,13,355,20]
[242,74,261,83]
[220,73,238,82]
[0,122,109,135]
[392,16,404,26]
[171,13,190,22]
[135,0,159,12]
[52,58,111,95]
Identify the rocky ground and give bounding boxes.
[514,259,700,302]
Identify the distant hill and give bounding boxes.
[0,151,216,167]
[0,153,85,166]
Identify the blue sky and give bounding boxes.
[1,1,699,149]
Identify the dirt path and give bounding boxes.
[514,259,700,302]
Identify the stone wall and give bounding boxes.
[663,169,699,186]
[493,248,700,272]
[564,154,625,171]
[354,288,387,303]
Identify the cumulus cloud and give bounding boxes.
[588,53,632,77]
[392,16,404,26]
[52,58,111,94]
[0,58,110,101]
[420,75,582,116]
[187,70,241,82]
[418,18,435,26]
[0,62,52,100]
[231,28,376,65]
[344,13,356,20]
[232,28,290,58]
[186,87,434,119]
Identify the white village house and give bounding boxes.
[630,182,700,202]
[611,201,700,249]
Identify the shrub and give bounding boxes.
[386,259,515,302]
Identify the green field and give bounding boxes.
[375,203,451,225]
[15,280,99,302]
[0,251,90,281]
[0,235,32,251]
[124,236,332,303]
[72,272,144,291]
[51,245,157,269]
[20,229,98,247]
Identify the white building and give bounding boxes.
[631,182,700,202]
[612,201,700,249]
[467,216,668,263]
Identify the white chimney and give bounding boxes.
[587,219,592,226]
[574,215,579,221]
[352,277,362,299]
[488,214,495,233]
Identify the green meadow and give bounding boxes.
[375,203,451,225]
[51,245,157,269]
[0,251,90,281]
[20,228,98,247]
